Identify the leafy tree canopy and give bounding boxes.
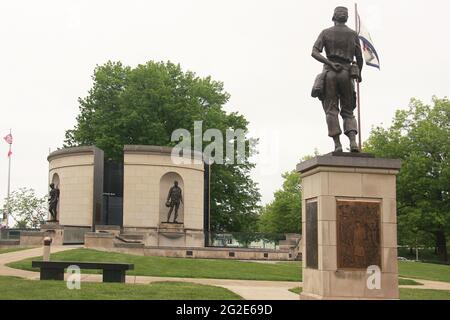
[258,170,302,234]
[65,61,260,232]
[3,188,47,229]
[365,97,450,261]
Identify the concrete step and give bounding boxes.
[115,235,143,244]
[285,234,301,241]
[119,233,145,241]
[114,240,145,248]
[279,239,298,246]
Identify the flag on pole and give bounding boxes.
[3,133,12,157]
[356,14,380,69]
[3,133,13,145]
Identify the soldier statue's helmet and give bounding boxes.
[332,6,349,22]
[174,181,179,186]
[49,183,55,188]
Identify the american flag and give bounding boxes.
[3,133,12,157]
[3,133,12,145]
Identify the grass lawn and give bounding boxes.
[399,289,450,300]
[399,261,450,283]
[7,248,301,281]
[7,248,450,284]
[289,287,301,295]
[0,276,242,300]
[399,278,423,286]
[289,287,450,300]
[0,247,34,255]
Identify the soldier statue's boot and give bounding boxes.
[333,136,343,153]
[348,131,360,153]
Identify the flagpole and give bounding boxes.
[5,129,12,228]
[355,3,362,150]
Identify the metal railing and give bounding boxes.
[207,232,288,250]
[398,245,450,264]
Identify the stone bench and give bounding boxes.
[31,261,134,283]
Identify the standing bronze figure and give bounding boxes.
[166,181,183,223]
[311,6,363,153]
[48,183,60,221]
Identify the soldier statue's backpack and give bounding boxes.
[311,71,326,101]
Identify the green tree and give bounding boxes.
[365,97,450,261]
[64,60,260,232]
[3,188,47,229]
[258,170,302,234]
[397,210,435,256]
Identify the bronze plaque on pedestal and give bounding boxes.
[306,200,318,269]
[337,200,381,270]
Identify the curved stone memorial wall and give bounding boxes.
[122,145,205,247]
[47,146,104,227]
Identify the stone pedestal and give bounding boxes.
[159,222,185,232]
[158,223,186,247]
[43,237,52,261]
[297,153,401,300]
[41,223,64,246]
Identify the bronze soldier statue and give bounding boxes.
[166,181,183,223]
[311,6,363,153]
[48,183,60,221]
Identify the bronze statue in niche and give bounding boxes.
[48,183,60,222]
[166,181,183,223]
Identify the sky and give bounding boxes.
[1,0,449,210]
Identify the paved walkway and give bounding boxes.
[0,246,300,300]
[399,278,450,291]
[0,246,81,280]
[1,247,450,299]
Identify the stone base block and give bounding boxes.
[111,243,294,260]
[185,230,205,247]
[95,225,121,236]
[20,231,46,246]
[84,232,114,249]
[297,153,401,300]
[159,222,185,232]
[116,226,205,248]
[41,224,64,246]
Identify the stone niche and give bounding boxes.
[122,145,205,248]
[159,172,184,224]
[47,146,104,227]
[297,153,401,300]
[19,146,102,246]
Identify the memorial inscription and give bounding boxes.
[337,200,381,270]
[306,200,318,269]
